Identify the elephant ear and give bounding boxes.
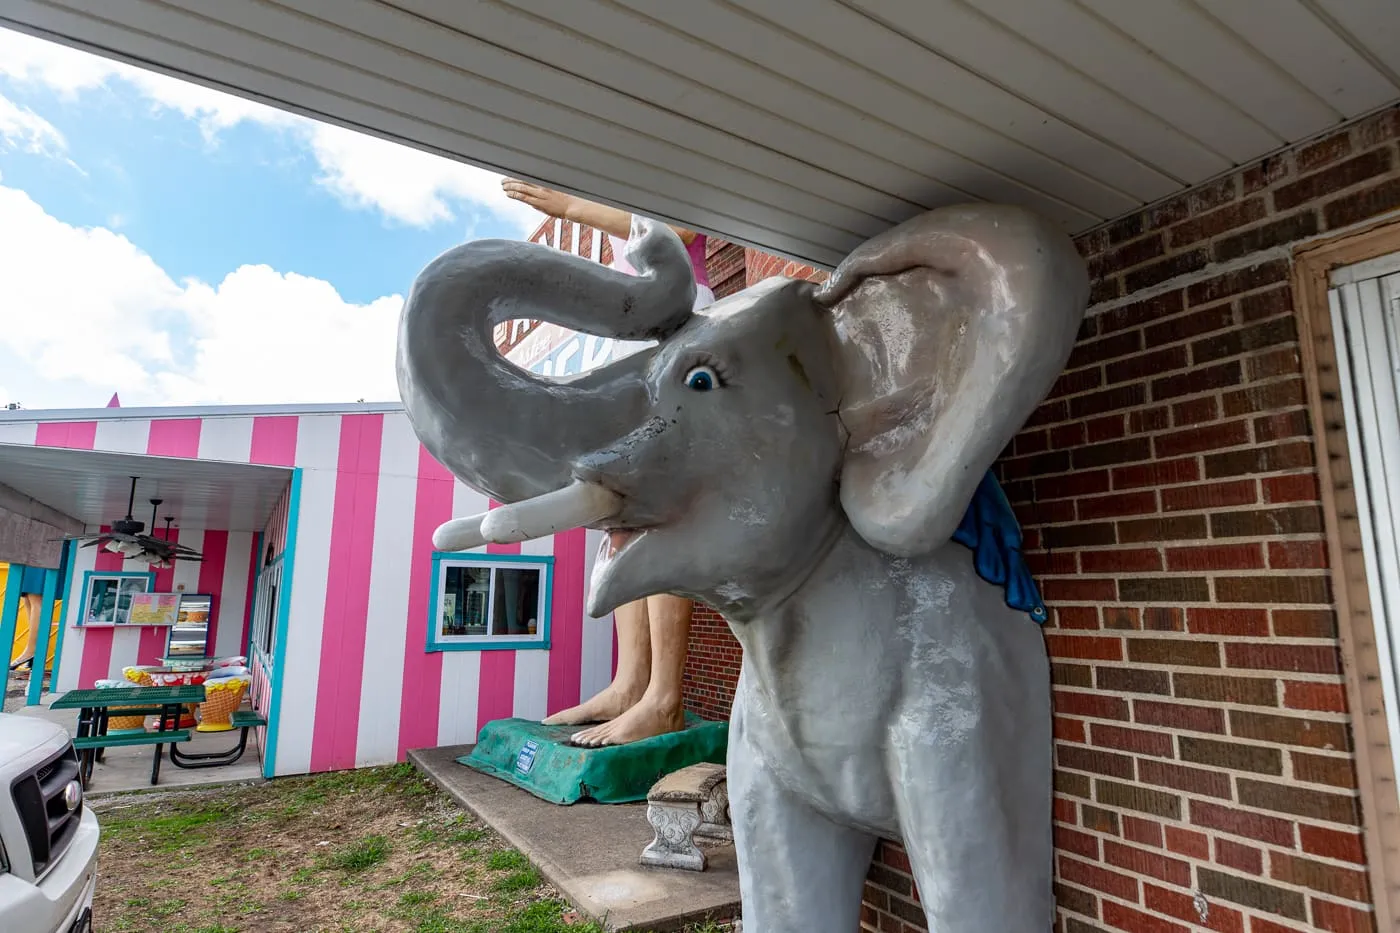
[815,203,1089,559]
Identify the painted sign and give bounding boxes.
[126,592,181,625]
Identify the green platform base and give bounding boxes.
[458,713,728,805]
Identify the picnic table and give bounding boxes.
[51,684,206,787]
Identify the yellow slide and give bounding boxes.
[1,562,62,672]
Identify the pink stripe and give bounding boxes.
[77,527,123,688]
[34,421,97,450]
[477,500,518,731]
[397,447,454,759]
[196,531,230,652]
[546,528,586,715]
[145,418,202,458]
[249,416,298,466]
[240,532,260,656]
[309,414,384,772]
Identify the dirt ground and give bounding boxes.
[88,764,732,933]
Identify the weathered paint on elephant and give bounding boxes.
[396,204,1089,932]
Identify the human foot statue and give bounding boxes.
[542,536,694,747]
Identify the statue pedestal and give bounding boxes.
[458,713,728,806]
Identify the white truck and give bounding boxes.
[0,713,99,933]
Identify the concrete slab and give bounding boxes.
[13,695,264,792]
[410,745,740,932]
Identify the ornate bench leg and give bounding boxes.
[640,799,707,872]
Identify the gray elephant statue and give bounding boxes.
[396,202,1089,932]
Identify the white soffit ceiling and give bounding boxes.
[3,0,1398,268]
[0,443,293,533]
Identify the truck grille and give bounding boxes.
[10,742,82,876]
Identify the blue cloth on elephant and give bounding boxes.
[951,471,1048,624]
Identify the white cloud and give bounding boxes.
[0,27,539,233]
[0,181,405,408]
[0,91,67,157]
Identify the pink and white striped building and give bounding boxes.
[0,403,617,779]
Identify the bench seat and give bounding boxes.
[73,729,190,749]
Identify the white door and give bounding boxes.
[1329,254,1400,779]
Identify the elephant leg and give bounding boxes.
[889,687,1054,930]
[728,742,876,933]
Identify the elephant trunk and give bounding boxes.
[396,216,696,509]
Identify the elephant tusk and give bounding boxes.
[479,482,622,545]
[433,513,489,551]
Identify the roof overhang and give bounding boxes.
[3,2,1398,268]
[0,443,293,534]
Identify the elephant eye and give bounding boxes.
[684,365,719,391]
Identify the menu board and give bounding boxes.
[126,593,181,626]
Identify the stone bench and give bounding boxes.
[640,761,731,872]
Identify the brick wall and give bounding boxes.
[684,105,1400,932]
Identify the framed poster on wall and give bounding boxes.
[127,593,181,625]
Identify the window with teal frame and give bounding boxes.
[427,552,553,652]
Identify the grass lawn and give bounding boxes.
[90,763,732,933]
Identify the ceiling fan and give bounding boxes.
[61,476,204,569]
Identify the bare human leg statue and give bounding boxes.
[542,535,691,746]
[9,593,43,669]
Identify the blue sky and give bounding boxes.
[0,27,541,409]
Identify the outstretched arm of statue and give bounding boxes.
[501,178,699,246]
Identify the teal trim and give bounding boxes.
[0,565,23,703]
[75,570,157,627]
[26,569,59,705]
[426,551,554,653]
[262,468,303,780]
[49,542,76,692]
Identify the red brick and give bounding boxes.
[1215,839,1264,875]
[1051,367,1105,399]
[1073,437,1152,469]
[1042,579,1118,602]
[1126,249,1210,293]
[1186,607,1270,637]
[1055,825,1101,860]
[1325,177,1400,230]
[1151,361,1242,401]
[1138,758,1233,798]
[1283,681,1348,713]
[1058,855,1140,903]
[1055,690,1131,721]
[1268,540,1328,569]
[1166,543,1265,572]
[1082,804,1122,835]
[1300,825,1367,865]
[1100,290,1184,332]
[1058,743,1136,779]
[1113,458,1200,490]
[1015,430,1050,455]
[1130,406,1171,433]
[1119,514,1210,545]
[1297,132,1353,172]
[1078,491,1159,520]
[1165,826,1211,860]
[1221,377,1305,416]
[1274,149,1393,209]
[1168,197,1268,248]
[1073,384,1148,421]
[1105,345,1188,384]
[1213,211,1318,263]
[1190,800,1295,847]
[1250,920,1303,933]
[1240,287,1293,322]
[1309,898,1378,933]
[1161,479,1257,512]
[1086,415,1127,443]
[1143,883,1246,933]
[1172,395,1219,425]
[1055,717,1087,743]
[1263,473,1321,503]
[1081,548,1163,573]
[1273,609,1337,638]
[1134,700,1227,735]
[1225,643,1340,675]
[1039,470,1111,500]
[1185,260,1290,307]
[1055,606,1100,630]
[1104,607,1144,630]
[1154,420,1252,458]
[1054,796,1078,824]
[1102,899,1189,933]
[1272,852,1370,903]
[1104,839,1192,887]
[1090,722,1175,757]
[1122,816,1162,848]
[1214,575,1330,605]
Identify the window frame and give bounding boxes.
[426,551,554,652]
[76,570,157,626]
